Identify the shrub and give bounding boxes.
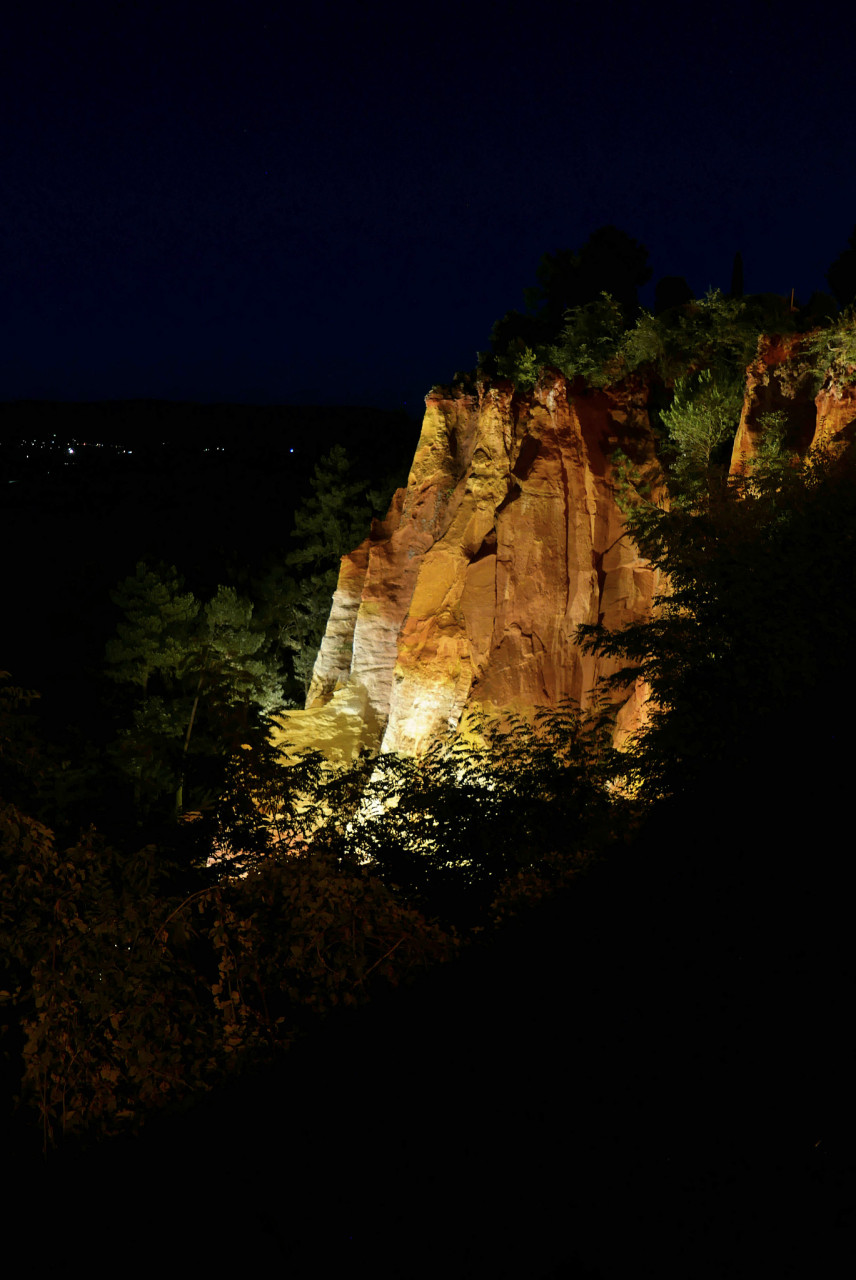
[1,805,455,1148]
[335,702,627,930]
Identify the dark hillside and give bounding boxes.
[15,792,853,1278]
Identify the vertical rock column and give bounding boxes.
[274,371,664,761]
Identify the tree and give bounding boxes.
[257,445,396,698]
[526,227,651,325]
[729,250,744,299]
[545,292,627,387]
[576,225,652,319]
[323,702,625,931]
[104,562,199,695]
[486,227,651,375]
[484,309,544,369]
[826,224,856,308]
[659,368,743,494]
[105,564,200,809]
[654,275,693,315]
[624,288,774,389]
[0,671,41,811]
[105,568,283,819]
[172,585,283,816]
[578,443,856,806]
[1,798,456,1149]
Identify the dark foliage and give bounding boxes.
[579,444,856,806]
[326,703,628,931]
[485,226,651,373]
[729,249,744,299]
[654,273,694,315]
[0,795,454,1149]
[524,225,651,325]
[826,223,856,308]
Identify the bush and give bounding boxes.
[806,307,856,378]
[578,443,856,804]
[545,293,627,387]
[334,702,628,930]
[659,368,743,494]
[1,803,455,1148]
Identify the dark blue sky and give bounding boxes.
[3,0,854,413]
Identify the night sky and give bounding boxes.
[3,0,854,414]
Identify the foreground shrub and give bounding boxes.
[0,806,455,1148]
[333,702,629,930]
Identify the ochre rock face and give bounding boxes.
[814,375,856,452]
[274,369,664,761]
[273,340,856,766]
[730,332,856,473]
[730,333,819,474]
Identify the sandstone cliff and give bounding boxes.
[730,332,856,472]
[274,339,856,765]
[273,369,664,761]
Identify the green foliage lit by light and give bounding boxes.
[486,286,789,400]
[105,564,286,820]
[493,342,541,389]
[609,445,657,519]
[255,445,400,697]
[659,368,743,495]
[806,307,856,378]
[749,410,793,484]
[104,562,199,694]
[326,701,627,930]
[545,293,627,387]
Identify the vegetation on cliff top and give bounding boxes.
[478,223,856,394]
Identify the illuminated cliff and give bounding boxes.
[273,368,664,761]
[730,332,856,471]
[272,338,856,765]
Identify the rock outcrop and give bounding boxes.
[730,331,856,472]
[273,369,664,762]
[274,338,856,767]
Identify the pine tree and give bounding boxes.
[104,562,199,694]
[105,568,282,817]
[257,446,392,698]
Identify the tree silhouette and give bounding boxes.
[729,250,744,299]
[488,226,652,365]
[653,275,693,315]
[525,225,651,327]
[257,445,395,697]
[826,224,856,308]
[579,444,856,805]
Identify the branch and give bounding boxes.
[355,936,405,986]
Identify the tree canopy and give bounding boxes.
[579,442,856,806]
[485,225,652,379]
[826,223,856,308]
[104,564,284,821]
